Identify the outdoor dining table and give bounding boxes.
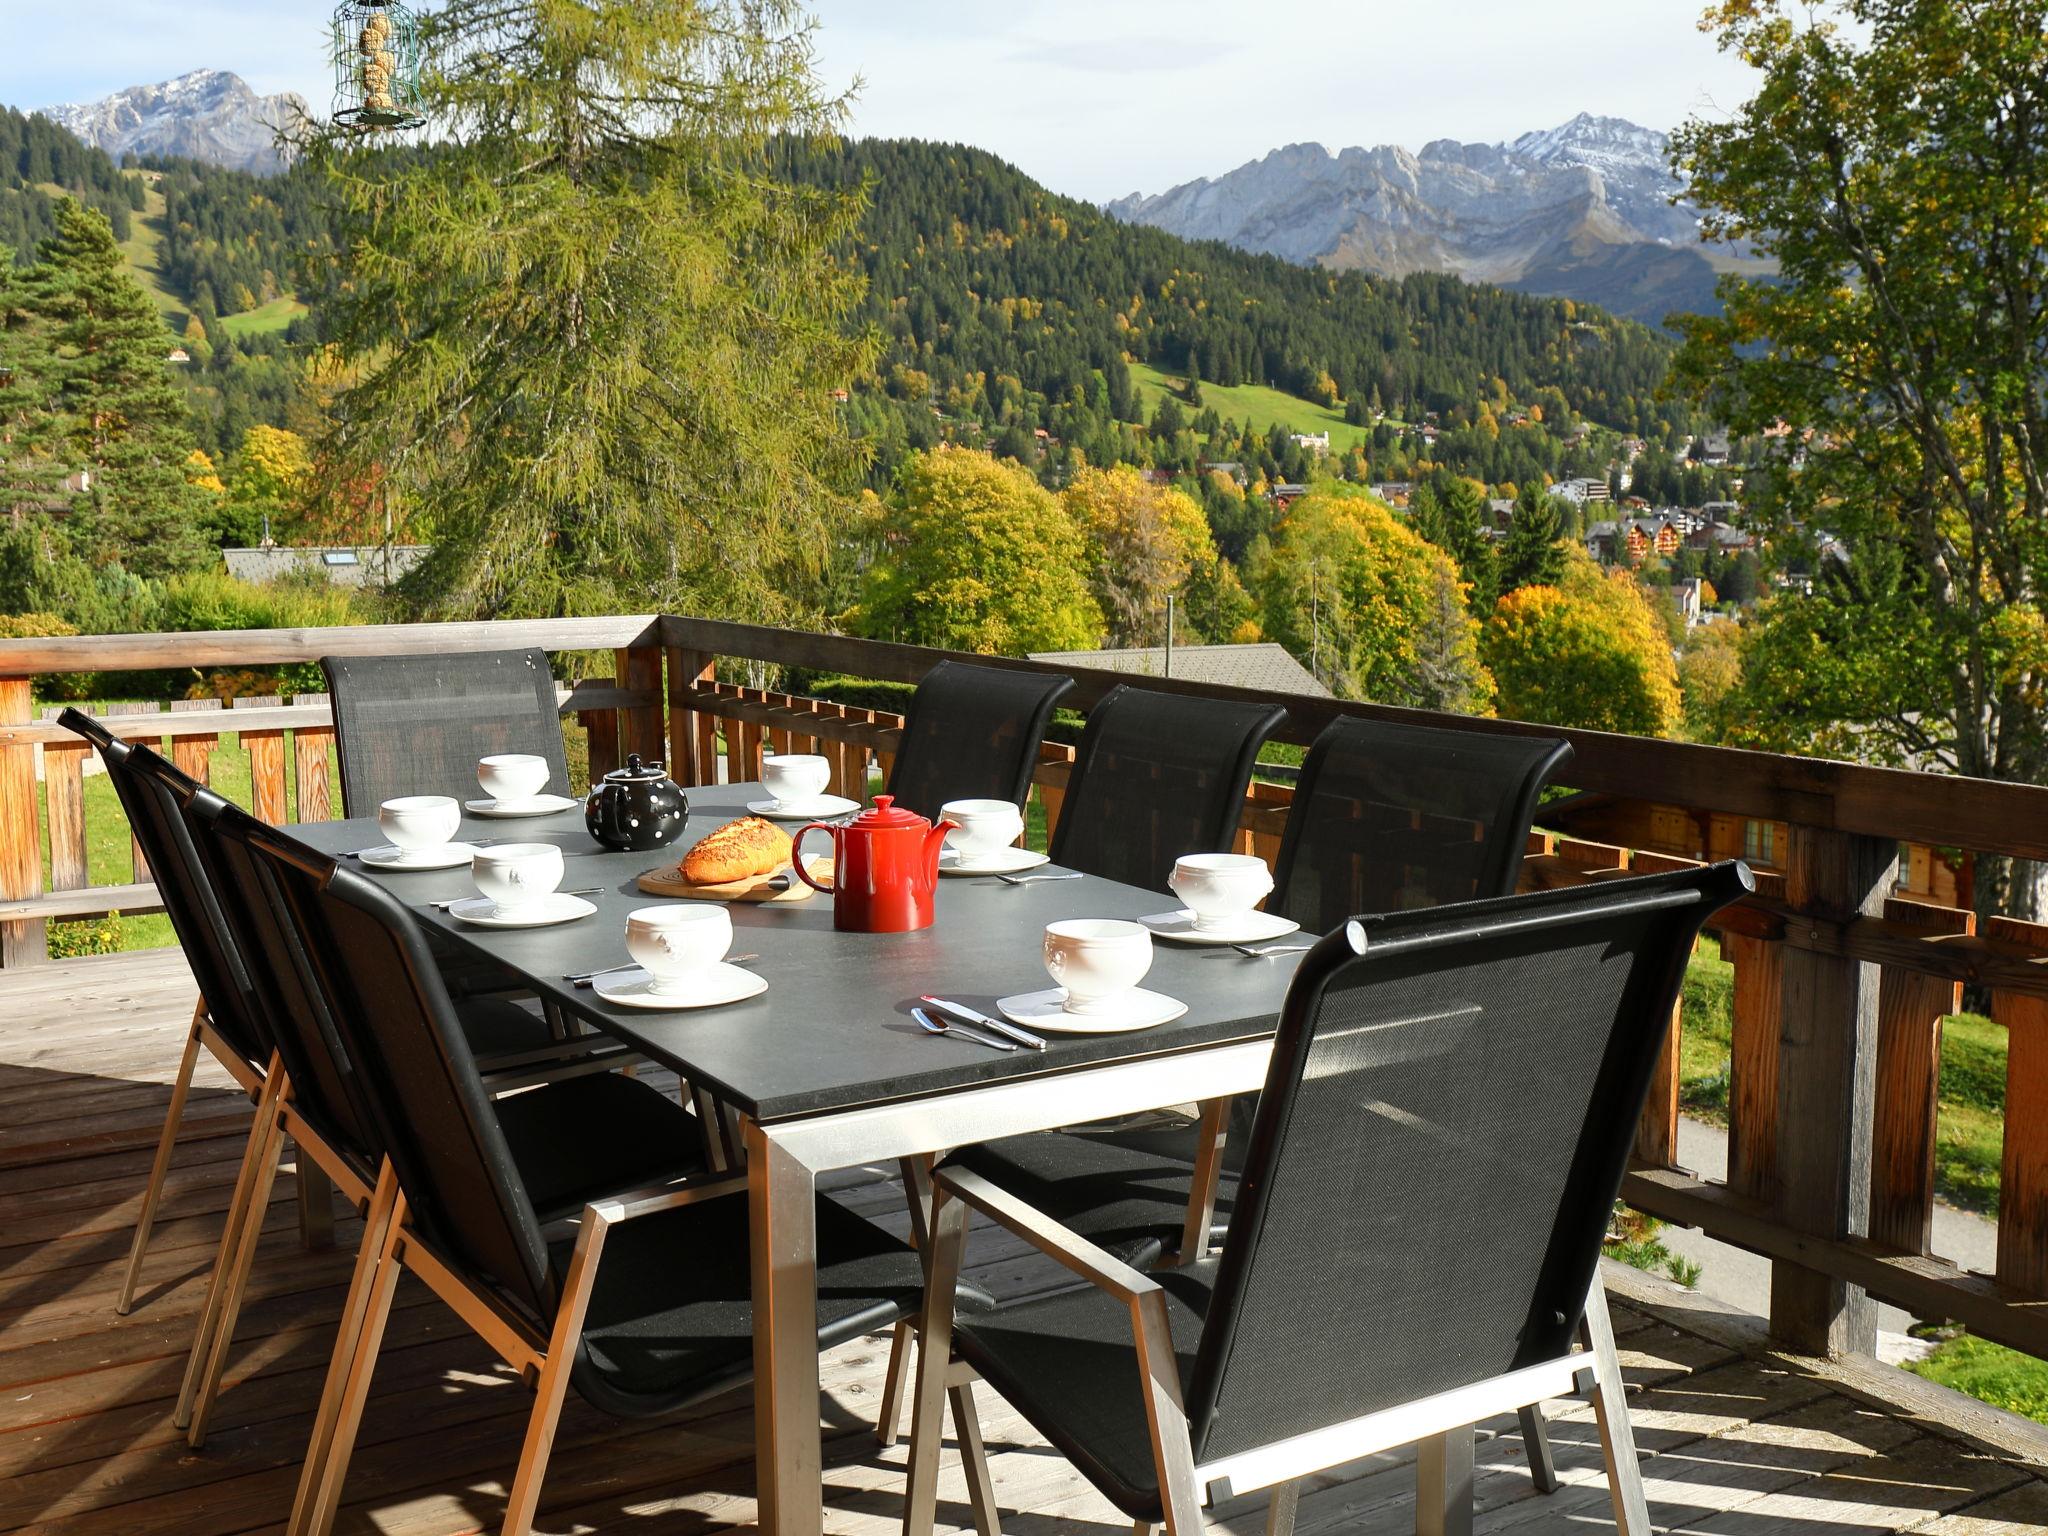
[293,781,1301,1536]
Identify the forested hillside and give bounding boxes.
[0,108,140,256]
[772,139,1703,492]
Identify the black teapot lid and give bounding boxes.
[604,753,669,782]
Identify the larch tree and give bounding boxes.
[306,0,875,622]
[1481,551,1680,737]
[1671,0,2048,915]
[1061,463,1217,648]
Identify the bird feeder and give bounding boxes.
[330,0,425,133]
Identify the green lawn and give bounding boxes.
[221,297,309,338]
[1129,362,1374,457]
[1910,1331,2048,1424]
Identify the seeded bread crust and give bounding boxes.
[680,816,792,886]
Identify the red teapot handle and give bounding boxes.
[791,824,837,893]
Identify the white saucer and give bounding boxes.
[446,893,596,928]
[357,842,481,871]
[592,964,769,1010]
[996,986,1188,1035]
[747,794,862,821]
[464,793,580,818]
[1139,909,1302,946]
[940,846,1050,877]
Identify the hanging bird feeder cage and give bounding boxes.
[331,0,426,132]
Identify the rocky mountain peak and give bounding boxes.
[41,70,307,175]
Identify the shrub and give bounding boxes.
[47,913,122,959]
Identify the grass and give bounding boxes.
[110,179,187,328]
[1674,937,2007,1215]
[221,297,308,339]
[1128,362,1374,458]
[1908,1330,2048,1424]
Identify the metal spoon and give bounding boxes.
[567,954,759,988]
[427,886,605,911]
[996,870,1083,886]
[910,1005,1018,1052]
[1233,940,1313,958]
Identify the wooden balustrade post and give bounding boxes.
[233,697,289,824]
[289,696,334,823]
[0,677,43,967]
[108,703,158,878]
[1724,930,1785,1203]
[1871,899,1972,1255]
[1632,852,1702,1168]
[664,648,715,787]
[1768,826,1895,1357]
[617,646,666,768]
[1988,915,2048,1296]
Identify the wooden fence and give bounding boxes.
[8,611,2048,1374]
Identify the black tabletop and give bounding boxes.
[292,784,1300,1123]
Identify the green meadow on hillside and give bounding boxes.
[1127,362,1374,457]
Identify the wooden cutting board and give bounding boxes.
[635,858,831,903]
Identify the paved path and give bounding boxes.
[1655,1117,1997,1358]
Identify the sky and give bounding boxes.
[0,0,1759,203]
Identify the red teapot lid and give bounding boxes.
[849,794,927,828]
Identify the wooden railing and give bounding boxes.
[9,611,2048,1380]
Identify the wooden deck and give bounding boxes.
[5,951,2048,1536]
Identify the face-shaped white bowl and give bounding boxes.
[1168,852,1274,931]
[761,754,831,806]
[470,843,564,910]
[1043,918,1154,1014]
[477,753,551,803]
[378,795,461,851]
[625,904,733,994]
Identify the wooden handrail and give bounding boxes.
[655,614,2048,863]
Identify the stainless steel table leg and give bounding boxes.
[749,1121,823,1536]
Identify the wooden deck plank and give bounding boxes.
[3,949,2047,1536]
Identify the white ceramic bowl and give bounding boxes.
[761,754,832,807]
[1043,918,1154,1015]
[470,843,564,911]
[941,798,1024,861]
[625,904,733,995]
[377,795,461,852]
[478,753,551,804]
[1169,852,1275,932]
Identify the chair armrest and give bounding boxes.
[934,1164,1161,1305]
[584,1170,750,1224]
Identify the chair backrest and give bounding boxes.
[58,711,271,1070]
[1269,718,1572,929]
[240,823,559,1327]
[884,661,1076,820]
[1183,861,1750,1464]
[322,648,569,813]
[178,786,384,1172]
[1047,685,1286,891]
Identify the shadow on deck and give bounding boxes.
[3,948,2046,1536]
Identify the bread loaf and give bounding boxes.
[680,816,791,886]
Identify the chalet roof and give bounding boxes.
[221,545,431,588]
[1028,642,1330,698]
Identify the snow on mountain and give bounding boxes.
[42,70,308,175]
[1105,115,1718,324]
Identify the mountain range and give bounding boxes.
[1106,114,1763,325]
[41,70,305,176]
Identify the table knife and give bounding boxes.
[918,995,1047,1051]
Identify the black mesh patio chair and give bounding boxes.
[159,778,704,1456]
[1047,685,1287,892]
[949,718,1575,1262]
[905,862,1752,1536]
[1269,717,1573,923]
[57,709,280,1316]
[322,647,570,812]
[884,660,1075,820]
[246,835,989,1536]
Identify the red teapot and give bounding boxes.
[792,796,953,932]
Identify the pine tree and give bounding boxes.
[29,201,208,574]
[1500,482,1567,593]
[307,0,875,620]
